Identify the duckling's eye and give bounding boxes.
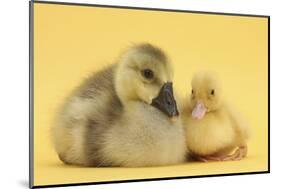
[191,90,195,99]
[211,89,215,95]
[141,69,154,80]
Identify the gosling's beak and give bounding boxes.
[151,82,179,117]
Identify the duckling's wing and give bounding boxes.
[225,103,251,146]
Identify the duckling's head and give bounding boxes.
[115,43,179,117]
[190,72,222,120]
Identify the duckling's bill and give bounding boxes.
[151,82,179,118]
[192,101,207,120]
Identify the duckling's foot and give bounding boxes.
[193,146,248,162]
[190,152,223,162]
[195,155,223,162]
[221,146,248,161]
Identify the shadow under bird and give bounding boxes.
[52,43,186,167]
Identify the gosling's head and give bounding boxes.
[115,43,178,117]
[189,72,222,120]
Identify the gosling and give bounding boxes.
[52,43,187,167]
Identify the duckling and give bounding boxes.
[52,43,186,167]
[182,72,250,162]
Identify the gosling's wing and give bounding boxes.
[78,65,124,166]
[60,64,122,121]
[54,64,123,166]
[76,65,117,99]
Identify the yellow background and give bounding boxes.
[33,2,269,186]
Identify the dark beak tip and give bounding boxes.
[171,110,179,117]
[151,82,179,118]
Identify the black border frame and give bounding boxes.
[29,0,270,188]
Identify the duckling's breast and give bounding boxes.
[185,112,235,156]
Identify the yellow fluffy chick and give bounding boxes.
[182,72,250,162]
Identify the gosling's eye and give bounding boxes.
[211,89,215,95]
[191,89,194,94]
[141,69,154,79]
